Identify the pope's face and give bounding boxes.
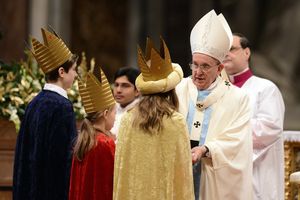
[191,53,223,90]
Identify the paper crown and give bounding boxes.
[78,66,115,114]
[136,37,183,94]
[190,10,233,62]
[31,28,73,73]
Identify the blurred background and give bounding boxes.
[0,0,299,129]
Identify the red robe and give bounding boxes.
[69,132,115,200]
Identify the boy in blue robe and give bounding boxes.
[13,28,78,200]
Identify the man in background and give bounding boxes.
[223,33,285,200]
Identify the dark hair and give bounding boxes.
[233,33,251,62]
[45,54,78,82]
[113,67,140,87]
[233,33,251,49]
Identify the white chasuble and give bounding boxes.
[176,76,253,200]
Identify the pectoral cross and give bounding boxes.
[194,121,201,128]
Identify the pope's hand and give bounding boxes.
[191,146,206,164]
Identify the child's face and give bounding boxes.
[105,105,116,131]
[63,63,78,89]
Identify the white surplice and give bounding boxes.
[242,76,285,200]
[110,98,139,137]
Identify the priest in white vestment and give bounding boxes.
[176,10,253,200]
[223,33,285,200]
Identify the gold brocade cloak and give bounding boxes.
[113,109,194,200]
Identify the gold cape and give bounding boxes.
[113,109,194,200]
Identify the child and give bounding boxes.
[113,38,194,200]
[13,28,78,200]
[69,66,116,200]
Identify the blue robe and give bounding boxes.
[13,90,77,200]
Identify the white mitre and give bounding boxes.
[190,10,233,62]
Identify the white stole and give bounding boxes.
[190,77,230,141]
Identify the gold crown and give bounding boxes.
[78,66,115,114]
[31,28,73,73]
[137,37,173,81]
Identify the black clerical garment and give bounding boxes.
[13,90,77,200]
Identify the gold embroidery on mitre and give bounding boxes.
[31,28,72,73]
[137,37,173,81]
[78,66,115,114]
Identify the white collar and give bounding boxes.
[116,98,139,112]
[43,83,68,99]
[228,67,249,82]
[205,76,221,91]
